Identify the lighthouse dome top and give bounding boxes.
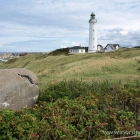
[89,12,97,23]
[90,12,95,16]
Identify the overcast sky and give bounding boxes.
[0,0,140,52]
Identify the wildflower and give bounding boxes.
[137,126,140,131]
[99,123,103,128]
[111,114,114,117]
[32,133,37,138]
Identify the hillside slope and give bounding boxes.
[0,48,140,90]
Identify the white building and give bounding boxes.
[97,45,104,52]
[69,46,86,53]
[104,44,120,52]
[88,12,97,53]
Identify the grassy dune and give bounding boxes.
[0,48,140,91]
[0,48,140,139]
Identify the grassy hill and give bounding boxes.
[0,47,140,91]
[0,47,140,139]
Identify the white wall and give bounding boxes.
[116,45,119,50]
[69,49,85,53]
[97,46,101,50]
[104,45,113,52]
[88,19,97,53]
[79,49,85,53]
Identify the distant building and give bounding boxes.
[104,44,120,52]
[97,45,104,52]
[0,58,8,62]
[69,46,86,53]
[68,44,120,53]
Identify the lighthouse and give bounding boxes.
[88,12,97,53]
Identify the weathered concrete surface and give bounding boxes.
[0,68,39,110]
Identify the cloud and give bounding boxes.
[0,0,140,52]
[98,28,140,47]
[60,45,68,48]
[120,31,128,35]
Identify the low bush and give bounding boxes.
[0,80,140,139]
[39,79,118,102]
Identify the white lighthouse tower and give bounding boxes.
[88,12,97,53]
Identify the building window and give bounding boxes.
[81,50,83,52]
[93,46,95,48]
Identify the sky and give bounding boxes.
[0,0,140,52]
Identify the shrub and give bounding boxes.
[0,80,140,139]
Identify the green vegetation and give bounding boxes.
[49,48,70,55]
[0,48,140,91]
[0,48,140,139]
[0,80,140,139]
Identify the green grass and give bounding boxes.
[0,48,140,91]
